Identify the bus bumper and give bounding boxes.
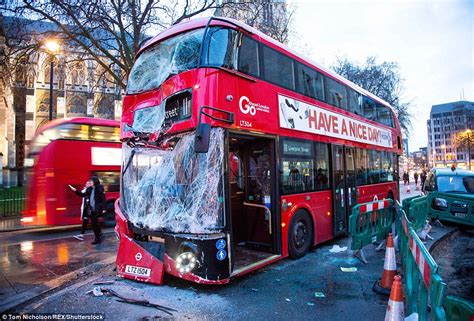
[114,200,231,285]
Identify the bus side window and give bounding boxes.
[355,148,368,185]
[295,62,324,101]
[324,76,347,110]
[261,45,295,90]
[347,88,362,116]
[363,97,377,121]
[238,35,260,77]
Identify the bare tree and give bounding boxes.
[2,0,234,90]
[216,0,294,44]
[332,56,412,134]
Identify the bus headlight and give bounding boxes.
[433,197,448,209]
[175,252,197,274]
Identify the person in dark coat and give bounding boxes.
[70,179,93,241]
[69,176,107,244]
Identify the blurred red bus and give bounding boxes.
[22,117,121,226]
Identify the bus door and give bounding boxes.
[228,133,278,274]
[331,145,356,235]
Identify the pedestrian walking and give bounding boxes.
[403,172,408,186]
[69,176,106,244]
[69,180,93,241]
[421,170,427,188]
[414,172,419,187]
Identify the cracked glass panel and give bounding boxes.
[121,128,225,233]
[127,28,205,94]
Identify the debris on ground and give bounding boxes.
[285,298,291,302]
[92,287,105,296]
[340,267,358,272]
[251,288,259,292]
[329,245,347,253]
[93,280,115,285]
[314,292,325,298]
[307,302,315,306]
[89,287,177,316]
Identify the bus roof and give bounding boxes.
[35,117,119,136]
[140,16,394,113]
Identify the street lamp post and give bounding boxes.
[44,39,60,121]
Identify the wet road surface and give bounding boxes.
[0,227,117,311]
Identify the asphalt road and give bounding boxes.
[0,182,420,319]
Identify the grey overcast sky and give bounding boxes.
[288,0,473,152]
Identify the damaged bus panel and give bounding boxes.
[115,17,402,285]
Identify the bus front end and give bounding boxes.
[115,19,235,285]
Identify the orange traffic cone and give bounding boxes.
[384,275,404,321]
[373,233,397,295]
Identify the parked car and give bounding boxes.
[423,167,474,226]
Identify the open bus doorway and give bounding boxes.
[228,134,279,275]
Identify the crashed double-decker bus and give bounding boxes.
[115,17,402,285]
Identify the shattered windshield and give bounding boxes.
[127,28,205,95]
[120,128,225,233]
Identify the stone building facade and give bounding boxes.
[0,15,122,187]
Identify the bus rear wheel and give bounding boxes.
[288,210,313,259]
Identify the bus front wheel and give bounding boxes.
[288,210,313,259]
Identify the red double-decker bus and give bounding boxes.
[23,117,121,226]
[115,17,402,285]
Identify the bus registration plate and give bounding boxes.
[125,265,151,277]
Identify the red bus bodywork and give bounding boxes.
[23,117,121,226]
[116,17,402,285]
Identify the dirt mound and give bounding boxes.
[431,229,474,301]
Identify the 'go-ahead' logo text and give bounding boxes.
[239,96,270,116]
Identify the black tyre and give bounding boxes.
[288,210,314,259]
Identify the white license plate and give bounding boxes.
[125,265,151,277]
[454,213,467,218]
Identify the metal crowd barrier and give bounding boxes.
[0,189,25,218]
[348,199,395,262]
[395,199,474,321]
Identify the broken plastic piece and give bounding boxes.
[251,288,259,292]
[92,287,104,297]
[307,302,315,306]
[340,267,358,272]
[314,292,325,298]
[285,298,291,302]
[329,245,347,253]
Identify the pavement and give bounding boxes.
[0,183,457,320]
[0,228,116,312]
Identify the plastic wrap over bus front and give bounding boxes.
[121,128,225,233]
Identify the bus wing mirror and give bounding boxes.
[195,123,211,153]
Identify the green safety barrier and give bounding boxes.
[348,199,394,251]
[427,193,474,227]
[408,196,429,231]
[444,296,474,321]
[402,195,422,217]
[395,200,474,321]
